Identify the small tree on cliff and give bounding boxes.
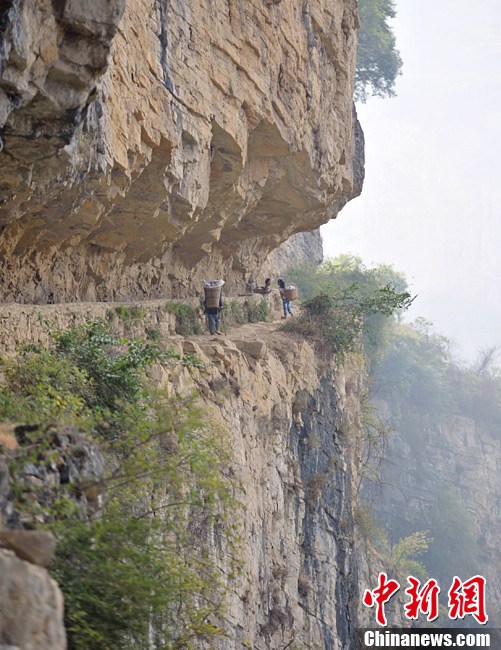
[355,0,403,102]
[286,256,414,361]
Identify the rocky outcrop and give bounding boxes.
[0,419,106,649]
[0,427,69,649]
[264,228,324,278]
[0,0,363,303]
[0,529,56,567]
[0,549,66,650]
[151,322,368,648]
[0,302,368,648]
[0,423,105,529]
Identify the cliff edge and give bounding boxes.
[0,0,363,303]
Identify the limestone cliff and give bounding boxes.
[0,302,368,649]
[265,228,324,278]
[0,0,363,303]
[0,1,367,645]
[0,549,66,650]
[167,324,367,649]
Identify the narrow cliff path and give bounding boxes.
[0,297,299,355]
[191,315,295,342]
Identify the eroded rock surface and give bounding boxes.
[153,322,367,649]
[0,0,363,303]
[0,549,66,650]
[0,302,367,648]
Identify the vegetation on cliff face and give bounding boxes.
[289,255,500,608]
[355,0,403,102]
[377,318,501,438]
[373,318,499,588]
[286,255,414,359]
[0,320,240,649]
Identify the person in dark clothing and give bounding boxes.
[278,278,293,319]
[255,277,272,305]
[262,277,272,306]
[205,290,223,335]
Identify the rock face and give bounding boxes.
[135,322,368,649]
[0,420,106,650]
[0,530,56,567]
[0,0,363,303]
[265,228,324,278]
[0,549,66,650]
[0,303,367,649]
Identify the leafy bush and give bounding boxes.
[114,305,146,324]
[286,256,413,361]
[245,297,270,323]
[375,319,455,421]
[0,349,94,427]
[356,506,430,581]
[227,300,247,325]
[284,283,413,359]
[225,298,270,327]
[0,319,205,439]
[165,302,203,337]
[145,326,161,342]
[54,320,161,413]
[1,319,240,649]
[50,395,239,650]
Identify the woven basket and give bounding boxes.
[283,287,298,301]
[204,286,222,308]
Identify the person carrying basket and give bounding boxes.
[203,280,224,335]
[278,278,296,319]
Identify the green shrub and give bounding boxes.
[165,302,203,337]
[0,319,204,439]
[284,285,413,358]
[1,319,240,649]
[114,305,146,323]
[355,0,403,102]
[0,349,94,427]
[356,506,430,582]
[8,414,235,649]
[286,256,413,361]
[224,298,270,327]
[50,396,239,650]
[51,319,166,437]
[145,326,161,342]
[245,297,270,323]
[227,300,247,326]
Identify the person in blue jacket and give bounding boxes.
[278,278,293,319]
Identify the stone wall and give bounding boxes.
[0,0,363,303]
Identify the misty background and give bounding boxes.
[322,0,501,361]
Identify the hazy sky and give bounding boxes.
[322,0,501,360]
